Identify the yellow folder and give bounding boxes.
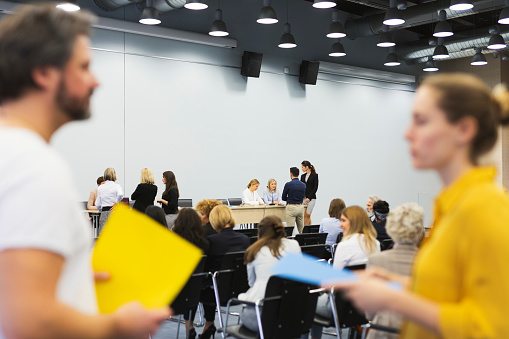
[92,204,203,314]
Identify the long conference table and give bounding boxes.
[230,205,306,224]
[84,204,306,236]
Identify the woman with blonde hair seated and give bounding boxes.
[310,206,380,339]
[130,168,157,213]
[366,202,424,339]
[199,205,250,339]
[195,199,223,236]
[242,179,264,205]
[238,215,301,332]
[262,178,283,205]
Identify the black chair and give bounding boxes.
[314,265,368,339]
[380,238,394,251]
[215,199,229,205]
[211,251,249,337]
[284,226,294,237]
[178,198,193,208]
[249,236,258,245]
[224,276,320,339]
[228,198,242,206]
[300,244,328,259]
[303,225,320,233]
[295,232,328,246]
[170,255,208,339]
[234,228,258,238]
[336,232,344,243]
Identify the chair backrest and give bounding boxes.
[81,201,88,210]
[326,264,368,328]
[303,225,320,233]
[336,232,344,243]
[233,228,258,238]
[284,226,294,237]
[381,238,394,251]
[295,232,327,246]
[300,244,327,259]
[216,251,249,305]
[261,276,319,339]
[249,236,258,245]
[228,198,242,206]
[178,198,193,208]
[215,199,229,205]
[170,255,207,315]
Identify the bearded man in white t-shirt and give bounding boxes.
[0,4,170,339]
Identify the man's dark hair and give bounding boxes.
[0,3,96,103]
[373,200,390,214]
[96,176,104,185]
[290,167,299,177]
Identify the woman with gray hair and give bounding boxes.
[365,202,424,339]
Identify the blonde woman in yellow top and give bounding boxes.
[327,74,509,339]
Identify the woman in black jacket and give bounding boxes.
[130,168,157,213]
[156,170,179,228]
[301,160,319,226]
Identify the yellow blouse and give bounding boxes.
[402,167,509,339]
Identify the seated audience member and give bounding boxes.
[157,170,179,229]
[310,206,380,339]
[131,168,158,213]
[263,178,283,205]
[372,200,391,242]
[319,198,345,247]
[87,176,104,210]
[172,208,210,338]
[242,179,264,205]
[195,199,223,236]
[366,203,424,339]
[199,205,250,339]
[96,167,123,234]
[367,195,381,221]
[145,206,168,228]
[238,216,301,332]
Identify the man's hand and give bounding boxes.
[112,302,172,339]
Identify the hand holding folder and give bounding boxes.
[92,204,203,314]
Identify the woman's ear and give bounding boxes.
[456,116,479,146]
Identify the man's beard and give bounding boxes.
[56,80,94,121]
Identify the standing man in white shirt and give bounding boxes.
[0,4,169,339]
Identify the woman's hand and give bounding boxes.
[259,202,264,205]
[156,199,167,205]
[324,277,399,314]
[305,198,310,204]
[362,267,410,289]
[94,271,110,282]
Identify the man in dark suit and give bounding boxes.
[282,167,307,234]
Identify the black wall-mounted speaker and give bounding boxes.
[299,60,320,85]
[241,51,263,78]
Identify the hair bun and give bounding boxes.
[492,83,509,126]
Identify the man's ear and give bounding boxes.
[456,116,479,146]
[31,67,59,92]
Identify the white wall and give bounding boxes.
[52,28,441,226]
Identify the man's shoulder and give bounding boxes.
[0,128,70,184]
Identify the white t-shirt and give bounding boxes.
[238,238,301,302]
[333,233,380,270]
[0,128,97,338]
